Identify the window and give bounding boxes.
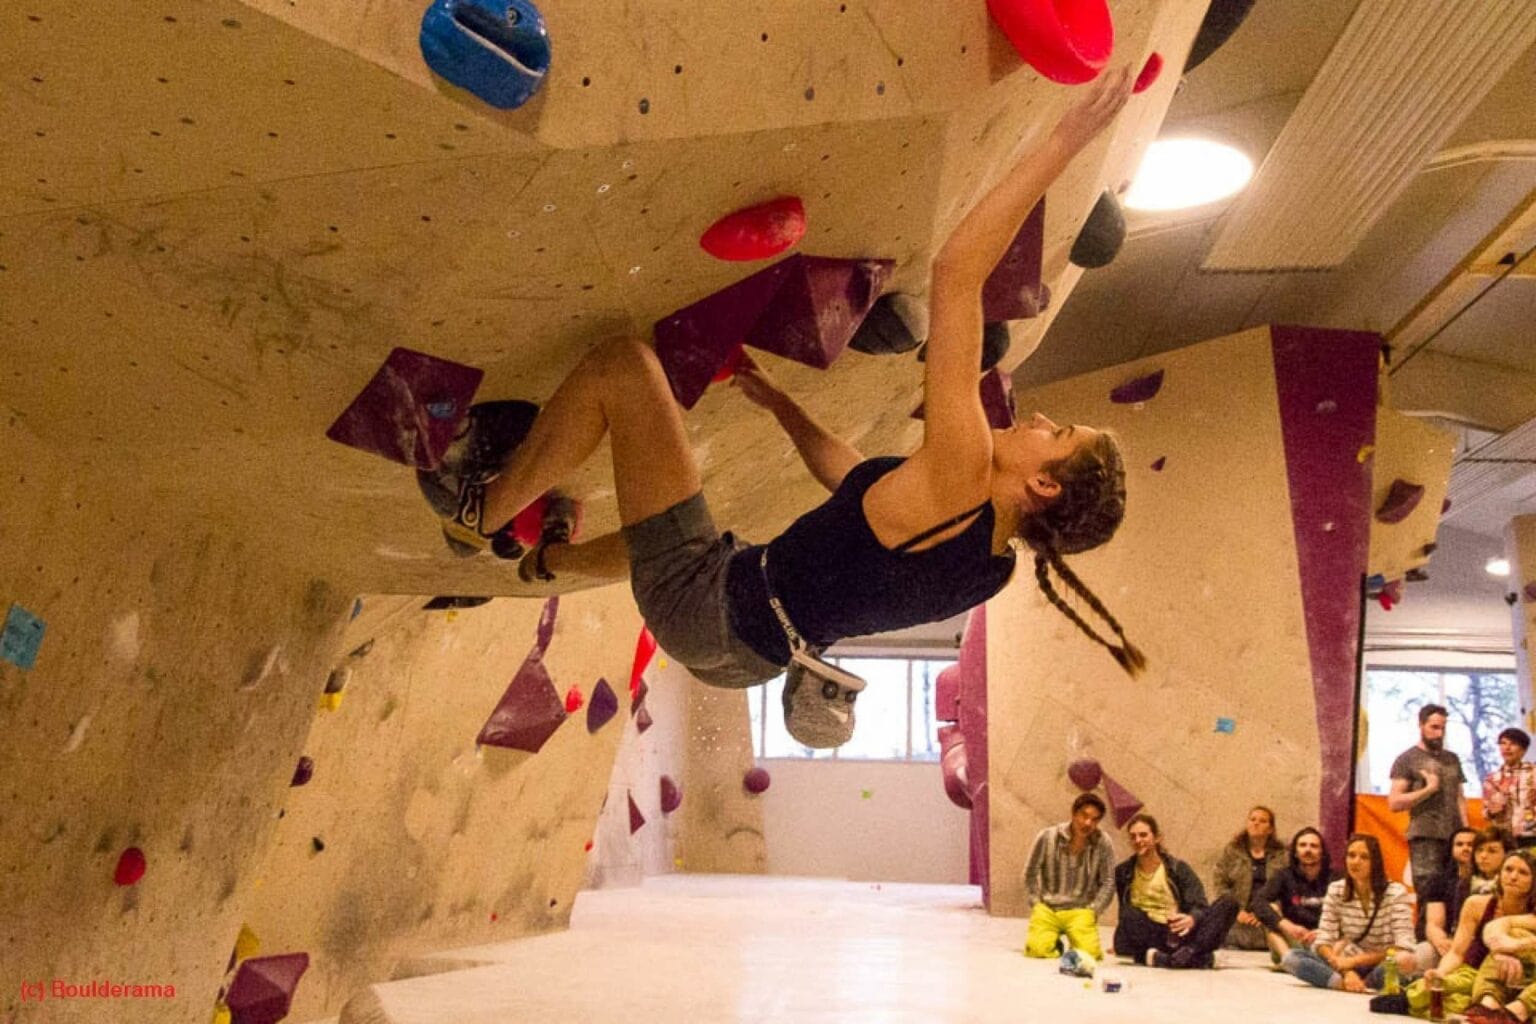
[746,656,955,761]
[1360,666,1520,796]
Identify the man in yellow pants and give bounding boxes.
[1024,793,1115,959]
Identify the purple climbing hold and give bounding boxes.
[635,705,654,734]
[1442,497,1453,515]
[1067,758,1102,791]
[1102,773,1144,829]
[1109,369,1164,405]
[910,368,1015,431]
[1375,479,1425,524]
[631,679,650,715]
[476,649,567,752]
[654,254,895,409]
[226,952,310,1024]
[1150,456,1167,472]
[982,199,1050,321]
[743,766,772,794]
[325,347,483,469]
[586,678,619,733]
[1524,582,1536,603]
[659,775,682,814]
[535,596,559,655]
[290,757,314,787]
[628,793,646,834]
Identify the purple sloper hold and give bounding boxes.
[934,664,961,723]
[743,766,771,794]
[628,793,646,834]
[659,775,682,814]
[979,368,1016,429]
[325,347,483,469]
[290,757,314,787]
[635,705,654,734]
[226,952,310,1024]
[1109,369,1164,404]
[654,254,894,409]
[1375,479,1425,524]
[938,725,972,810]
[1102,773,1144,829]
[982,199,1050,321]
[1067,758,1102,791]
[535,597,559,656]
[476,650,567,752]
[586,678,619,733]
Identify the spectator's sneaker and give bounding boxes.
[417,400,539,558]
[518,491,582,584]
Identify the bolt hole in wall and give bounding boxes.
[1358,665,1521,796]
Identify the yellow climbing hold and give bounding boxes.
[234,922,260,961]
[658,657,668,669]
[320,692,345,712]
[212,1004,232,1024]
[1356,444,1375,463]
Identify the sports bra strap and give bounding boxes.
[893,501,991,553]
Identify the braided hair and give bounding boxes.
[1019,431,1145,677]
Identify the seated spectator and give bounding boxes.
[1420,827,1478,948]
[1022,793,1115,959]
[1255,826,1332,963]
[1403,850,1536,1020]
[1281,833,1431,993]
[1465,883,1536,1023]
[1213,805,1287,950]
[1484,728,1536,849]
[1112,812,1239,969]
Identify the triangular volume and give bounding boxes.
[587,678,619,733]
[745,256,894,369]
[978,369,1016,429]
[654,261,798,409]
[325,347,483,469]
[981,200,1049,321]
[1101,774,1144,828]
[226,952,310,1024]
[477,650,567,752]
[628,793,646,834]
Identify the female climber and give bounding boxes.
[428,67,1143,746]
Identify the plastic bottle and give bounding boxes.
[1382,948,1400,995]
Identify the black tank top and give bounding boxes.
[725,457,1017,665]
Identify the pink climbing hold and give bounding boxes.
[743,766,772,794]
[114,847,147,887]
[226,952,310,1024]
[1110,369,1164,404]
[1067,758,1103,791]
[699,196,807,262]
[939,725,972,810]
[587,678,619,733]
[628,793,646,834]
[1375,479,1425,524]
[476,649,568,752]
[325,347,483,469]
[1102,773,1143,828]
[563,686,585,713]
[1133,52,1163,93]
[986,0,1114,85]
[934,664,961,723]
[659,775,682,814]
[630,627,657,702]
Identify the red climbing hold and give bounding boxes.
[564,686,585,713]
[512,494,548,548]
[1133,52,1163,93]
[583,839,594,852]
[986,0,1114,85]
[700,196,807,262]
[711,343,747,383]
[114,847,147,886]
[630,627,657,701]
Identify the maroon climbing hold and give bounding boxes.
[630,627,656,701]
[563,686,584,713]
[325,347,483,469]
[1109,369,1164,404]
[628,793,646,834]
[1067,758,1103,791]
[632,679,649,714]
[114,847,146,887]
[587,678,619,733]
[659,775,682,814]
[982,199,1050,321]
[226,952,310,1024]
[935,664,961,723]
[910,368,1015,431]
[654,254,895,409]
[476,650,567,752]
[1525,582,1536,602]
[1150,456,1167,472]
[1375,479,1425,524]
[699,196,807,262]
[1442,497,1453,515]
[743,766,772,794]
[290,757,315,787]
[1102,773,1143,828]
[986,0,1114,84]
[1133,52,1163,93]
[535,596,559,655]
[635,705,654,734]
[939,725,972,810]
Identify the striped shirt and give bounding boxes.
[1315,879,1415,953]
[1023,823,1115,916]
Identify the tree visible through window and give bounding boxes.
[1362,667,1520,796]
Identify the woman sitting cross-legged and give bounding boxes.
[1404,850,1536,1020]
[1112,812,1239,969]
[1464,868,1536,1024]
[1282,833,1432,993]
[1213,805,1288,951]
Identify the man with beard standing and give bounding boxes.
[1389,704,1468,891]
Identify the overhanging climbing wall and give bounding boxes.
[988,325,1381,916]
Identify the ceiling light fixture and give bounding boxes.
[1486,557,1511,577]
[1124,138,1254,212]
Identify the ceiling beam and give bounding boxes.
[1388,349,1536,433]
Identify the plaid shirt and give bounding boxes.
[1483,761,1536,838]
[1023,823,1115,916]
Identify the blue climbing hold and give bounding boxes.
[420,0,551,111]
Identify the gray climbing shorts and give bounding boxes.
[623,492,784,689]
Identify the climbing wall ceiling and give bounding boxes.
[1,0,1205,597]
